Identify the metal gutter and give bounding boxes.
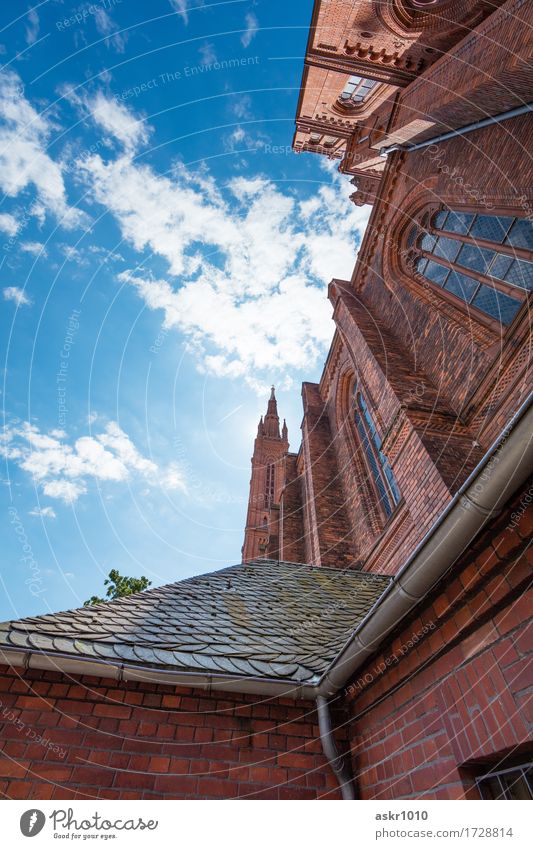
[0,646,317,700]
[380,103,533,156]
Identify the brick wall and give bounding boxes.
[343,485,533,799]
[279,453,306,564]
[300,382,356,568]
[0,675,341,800]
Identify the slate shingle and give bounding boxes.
[0,559,390,684]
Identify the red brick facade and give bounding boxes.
[346,486,532,799]
[0,671,342,800]
[1,0,532,800]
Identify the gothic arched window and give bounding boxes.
[411,209,533,324]
[354,387,401,520]
[339,75,378,106]
[265,462,275,507]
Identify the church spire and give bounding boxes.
[263,385,280,438]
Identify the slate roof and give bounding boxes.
[0,560,391,685]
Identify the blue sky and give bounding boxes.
[0,0,369,620]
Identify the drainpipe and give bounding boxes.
[318,389,533,697]
[380,103,533,156]
[316,695,356,800]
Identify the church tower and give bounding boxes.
[242,387,289,562]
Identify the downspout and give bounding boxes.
[318,389,533,697]
[316,695,356,800]
[380,103,533,156]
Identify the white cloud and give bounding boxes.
[1,420,188,503]
[21,241,46,257]
[62,88,150,154]
[60,244,84,263]
[29,505,56,519]
[169,0,205,25]
[75,101,369,390]
[94,8,127,53]
[230,94,253,120]
[3,286,32,306]
[0,69,85,228]
[224,125,268,154]
[25,9,40,45]
[0,212,19,236]
[199,42,217,65]
[85,91,150,153]
[241,12,258,48]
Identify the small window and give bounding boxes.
[354,388,400,520]
[309,133,321,143]
[476,763,533,800]
[339,75,378,105]
[265,462,275,507]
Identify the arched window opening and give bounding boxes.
[339,75,378,106]
[354,387,401,520]
[410,209,533,324]
[265,462,275,508]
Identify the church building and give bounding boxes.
[0,0,531,801]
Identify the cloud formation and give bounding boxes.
[1,421,187,503]
[29,506,56,519]
[3,287,32,306]
[76,95,370,388]
[241,12,258,47]
[0,69,84,228]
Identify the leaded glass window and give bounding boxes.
[354,389,400,520]
[339,75,378,105]
[410,208,533,324]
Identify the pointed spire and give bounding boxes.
[282,418,288,441]
[263,385,280,438]
[257,415,264,436]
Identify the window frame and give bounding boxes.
[352,385,401,523]
[265,461,275,508]
[475,762,533,800]
[338,75,380,108]
[410,206,532,328]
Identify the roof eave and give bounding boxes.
[0,646,319,700]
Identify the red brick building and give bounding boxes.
[1,0,532,800]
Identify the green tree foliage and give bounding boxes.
[84,569,152,606]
